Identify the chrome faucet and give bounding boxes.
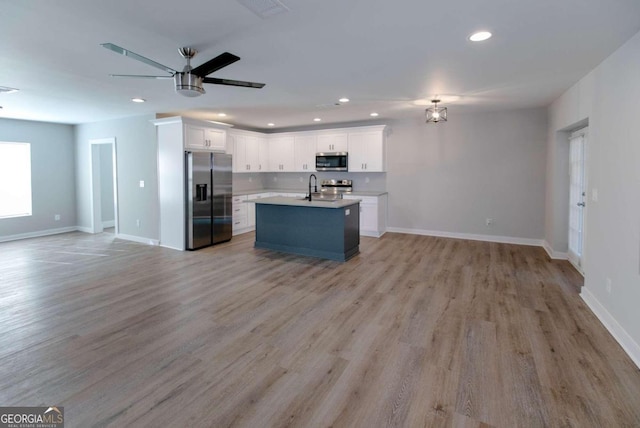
[308,174,317,201]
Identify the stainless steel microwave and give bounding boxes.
[316,152,348,171]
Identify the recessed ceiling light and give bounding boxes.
[339,97,350,103]
[469,31,492,42]
[131,97,145,103]
[313,118,322,122]
[267,123,275,127]
[0,86,19,94]
[370,112,379,117]
[217,113,227,117]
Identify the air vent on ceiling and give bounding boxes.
[237,0,289,18]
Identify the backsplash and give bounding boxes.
[233,172,386,193]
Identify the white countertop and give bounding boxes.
[253,196,360,209]
[233,189,387,197]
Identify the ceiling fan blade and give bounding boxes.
[101,43,177,75]
[191,52,240,77]
[109,74,174,79]
[203,77,265,88]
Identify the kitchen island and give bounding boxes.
[254,196,360,261]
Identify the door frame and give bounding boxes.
[89,138,119,234]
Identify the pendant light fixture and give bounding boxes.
[425,99,447,123]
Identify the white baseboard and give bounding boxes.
[116,233,159,246]
[542,240,569,260]
[102,220,115,228]
[361,230,385,238]
[386,227,543,247]
[159,244,185,251]
[76,226,93,233]
[0,226,79,243]
[581,287,640,369]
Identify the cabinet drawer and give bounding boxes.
[232,204,247,217]
[233,215,248,230]
[232,195,247,205]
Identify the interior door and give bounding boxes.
[568,130,587,270]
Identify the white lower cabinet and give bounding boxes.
[234,193,272,235]
[232,195,248,235]
[343,194,387,237]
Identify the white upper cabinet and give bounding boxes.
[185,124,227,152]
[269,136,295,172]
[231,133,249,172]
[316,132,348,152]
[229,124,385,173]
[347,127,386,172]
[294,134,317,172]
[257,136,269,172]
[230,131,269,173]
[246,135,268,172]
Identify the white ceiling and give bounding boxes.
[1,0,639,130]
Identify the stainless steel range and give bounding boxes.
[304,179,353,201]
[320,179,352,197]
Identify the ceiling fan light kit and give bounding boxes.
[101,43,265,98]
[425,99,447,123]
[175,73,205,97]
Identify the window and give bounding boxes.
[0,142,32,218]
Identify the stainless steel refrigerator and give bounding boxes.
[185,152,232,250]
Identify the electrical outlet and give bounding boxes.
[54,214,61,221]
[299,177,303,182]
[486,218,493,226]
[365,177,370,183]
[136,219,141,228]
[249,176,252,182]
[273,177,277,182]
[592,188,598,202]
[606,278,612,294]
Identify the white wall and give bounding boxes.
[547,30,640,366]
[75,114,158,241]
[0,118,76,239]
[386,108,548,241]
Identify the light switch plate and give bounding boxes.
[345,209,350,216]
[139,180,145,188]
[592,188,598,202]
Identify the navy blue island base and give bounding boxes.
[254,197,360,262]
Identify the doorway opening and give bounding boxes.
[89,138,118,234]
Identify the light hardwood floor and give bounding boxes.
[1,231,639,427]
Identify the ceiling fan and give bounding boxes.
[101,43,265,97]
